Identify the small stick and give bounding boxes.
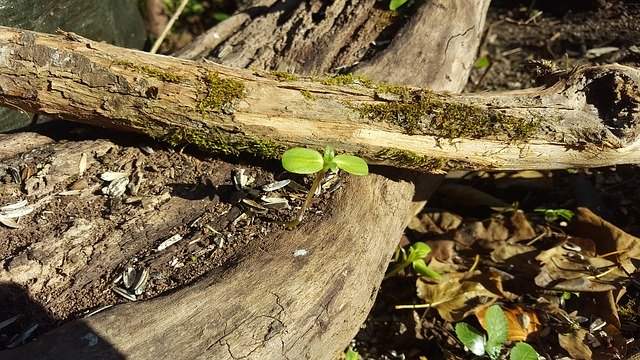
[150,0,190,54]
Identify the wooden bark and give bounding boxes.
[2,25,640,172]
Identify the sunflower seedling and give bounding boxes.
[384,242,441,281]
[281,146,368,227]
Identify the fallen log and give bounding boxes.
[1,26,639,172]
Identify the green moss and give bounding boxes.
[300,90,316,100]
[65,173,81,185]
[376,148,481,171]
[160,127,283,159]
[320,74,374,87]
[111,59,184,83]
[356,90,540,141]
[271,71,299,81]
[198,72,246,115]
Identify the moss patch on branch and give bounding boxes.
[356,90,540,141]
[161,127,283,159]
[376,148,483,171]
[111,59,185,83]
[198,72,246,115]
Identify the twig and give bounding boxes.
[150,0,190,54]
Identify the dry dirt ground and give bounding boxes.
[2,1,640,359]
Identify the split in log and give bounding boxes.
[1,26,639,172]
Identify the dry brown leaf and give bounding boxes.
[535,244,625,292]
[454,210,536,248]
[570,207,640,274]
[558,328,593,360]
[425,240,456,263]
[416,273,500,322]
[490,243,537,262]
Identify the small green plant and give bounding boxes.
[534,207,574,222]
[455,305,539,360]
[344,347,360,360]
[384,242,441,281]
[281,146,368,227]
[389,0,409,11]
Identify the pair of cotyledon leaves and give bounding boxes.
[281,146,368,176]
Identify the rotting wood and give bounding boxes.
[1,26,640,172]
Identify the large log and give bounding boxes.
[1,1,489,358]
[2,25,639,172]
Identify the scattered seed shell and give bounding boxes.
[260,196,290,209]
[155,234,183,252]
[0,315,21,331]
[78,152,88,176]
[232,169,248,190]
[242,198,268,214]
[0,216,20,229]
[100,171,129,181]
[102,176,129,197]
[133,269,149,295]
[112,287,137,301]
[122,267,137,288]
[262,179,291,192]
[1,200,28,211]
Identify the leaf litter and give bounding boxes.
[353,166,640,359]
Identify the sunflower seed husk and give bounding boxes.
[262,179,290,192]
[242,199,268,214]
[100,171,129,181]
[0,200,28,211]
[78,153,88,176]
[122,267,137,288]
[133,269,149,295]
[6,323,37,349]
[112,287,137,301]
[102,176,129,197]
[155,234,183,252]
[0,216,19,229]
[232,169,248,190]
[0,314,21,331]
[261,196,290,209]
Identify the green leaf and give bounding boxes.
[486,340,503,360]
[407,242,431,260]
[389,0,409,11]
[212,12,230,21]
[344,347,359,360]
[455,322,485,356]
[281,148,324,174]
[333,154,369,175]
[412,259,442,280]
[485,305,509,344]
[474,55,490,69]
[509,342,539,360]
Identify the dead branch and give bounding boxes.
[1,26,639,171]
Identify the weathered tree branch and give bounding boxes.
[1,26,638,171]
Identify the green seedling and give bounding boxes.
[455,305,539,360]
[384,242,441,281]
[389,0,409,11]
[344,347,360,360]
[281,146,368,227]
[534,207,574,222]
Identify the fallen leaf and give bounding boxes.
[416,273,500,322]
[570,207,640,274]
